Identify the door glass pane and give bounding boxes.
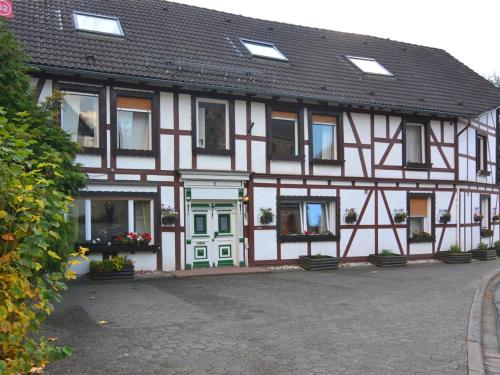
[69,199,86,241]
[218,214,231,234]
[194,214,207,234]
[91,200,128,242]
[61,92,99,148]
[117,110,151,150]
[198,102,227,150]
[306,203,328,233]
[272,119,296,157]
[406,124,423,163]
[312,123,335,160]
[134,201,151,234]
[279,203,301,234]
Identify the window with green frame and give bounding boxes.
[193,214,207,235]
[218,213,231,234]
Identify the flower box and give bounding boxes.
[369,254,407,267]
[480,228,493,238]
[259,208,274,224]
[89,265,135,280]
[161,216,177,226]
[436,251,472,264]
[439,213,451,224]
[278,233,338,243]
[471,248,496,261]
[78,243,159,255]
[161,205,178,226]
[89,256,135,280]
[298,255,340,271]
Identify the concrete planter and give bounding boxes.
[436,251,472,264]
[496,248,500,257]
[298,255,340,271]
[471,249,496,261]
[369,254,407,267]
[89,266,135,280]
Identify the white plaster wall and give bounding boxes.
[161,186,175,207]
[389,116,402,137]
[251,141,266,173]
[116,156,155,170]
[197,155,231,170]
[342,229,375,256]
[161,134,174,170]
[160,92,174,129]
[76,154,101,168]
[254,187,277,225]
[280,188,307,196]
[235,100,247,135]
[378,229,401,254]
[250,102,266,136]
[311,241,337,257]
[281,242,307,259]
[235,140,247,171]
[312,165,342,176]
[344,148,364,177]
[270,160,301,175]
[350,113,371,144]
[178,136,192,169]
[378,190,406,225]
[38,79,53,103]
[254,230,277,260]
[443,122,455,143]
[162,232,176,271]
[178,94,191,130]
[374,115,386,138]
[409,242,432,255]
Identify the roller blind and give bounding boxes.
[272,111,297,120]
[117,97,152,111]
[410,197,428,216]
[312,115,337,125]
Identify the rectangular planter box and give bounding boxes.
[298,255,340,271]
[496,248,500,257]
[89,266,135,280]
[78,243,159,255]
[471,249,497,261]
[369,254,407,267]
[436,251,472,264]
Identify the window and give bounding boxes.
[480,195,490,229]
[404,121,428,166]
[61,91,99,148]
[196,99,229,151]
[73,12,124,36]
[70,198,154,243]
[312,114,338,160]
[194,214,207,235]
[408,195,433,240]
[278,198,336,240]
[117,97,152,151]
[346,56,392,76]
[240,39,287,61]
[218,214,231,234]
[271,111,298,158]
[476,134,488,173]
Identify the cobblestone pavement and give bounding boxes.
[43,260,500,375]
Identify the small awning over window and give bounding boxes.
[410,197,428,216]
[312,115,337,125]
[272,111,297,120]
[117,97,152,111]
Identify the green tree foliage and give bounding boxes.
[0,20,87,374]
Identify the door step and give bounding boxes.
[172,266,270,278]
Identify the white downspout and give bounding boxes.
[456,186,460,249]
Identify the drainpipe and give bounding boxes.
[456,186,460,248]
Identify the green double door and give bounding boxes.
[190,203,236,268]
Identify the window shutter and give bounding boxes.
[312,115,337,125]
[410,197,428,216]
[117,97,152,111]
[272,111,297,120]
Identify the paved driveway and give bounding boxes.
[43,260,500,375]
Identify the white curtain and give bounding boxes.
[313,124,334,159]
[134,201,151,233]
[406,125,422,163]
[118,111,151,150]
[198,107,206,147]
[62,94,80,142]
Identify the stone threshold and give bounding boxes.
[172,266,271,278]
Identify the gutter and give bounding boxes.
[30,63,480,119]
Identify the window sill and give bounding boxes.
[404,162,432,171]
[115,149,155,157]
[78,243,159,254]
[408,236,435,243]
[193,147,231,156]
[312,159,345,166]
[80,147,105,155]
[278,234,339,243]
[477,170,491,177]
[270,155,303,162]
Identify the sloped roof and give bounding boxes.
[7,0,500,116]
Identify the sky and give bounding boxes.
[172,0,499,79]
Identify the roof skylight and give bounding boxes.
[73,12,124,36]
[240,39,287,61]
[347,56,392,76]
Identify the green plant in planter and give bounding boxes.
[344,208,358,224]
[90,256,133,273]
[412,231,432,238]
[439,211,451,223]
[259,207,274,224]
[481,228,493,237]
[449,244,461,254]
[492,214,500,222]
[494,240,500,249]
[477,242,489,251]
[380,249,396,256]
[393,211,407,224]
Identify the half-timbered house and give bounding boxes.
[8,0,500,272]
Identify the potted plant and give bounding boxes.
[259,207,274,224]
[80,232,158,255]
[299,253,340,271]
[494,240,500,257]
[436,244,472,264]
[492,214,499,222]
[393,210,407,224]
[344,208,358,224]
[439,211,451,224]
[89,256,134,280]
[471,241,496,260]
[481,228,493,237]
[473,213,483,222]
[161,205,178,226]
[369,249,407,267]
[112,232,152,245]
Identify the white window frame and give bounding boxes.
[406,122,426,164]
[279,199,335,235]
[60,91,100,148]
[477,134,487,172]
[480,196,490,229]
[409,197,431,238]
[346,56,393,76]
[76,198,154,243]
[116,106,153,151]
[271,113,299,157]
[73,12,124,36]
[311,120,337,160]
[240,38,288,61]
[196,98,230,150]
